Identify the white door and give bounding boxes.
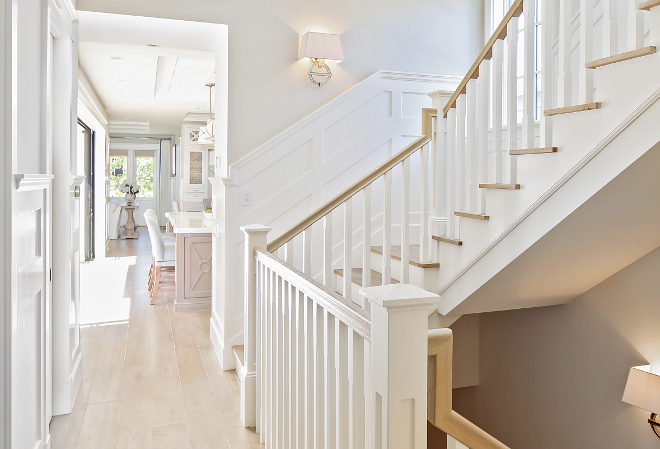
[12,180,51,449]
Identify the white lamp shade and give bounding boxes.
[298,32,344,61]
[622,366,660,413]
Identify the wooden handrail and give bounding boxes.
[442,0,524,117]
[428,329,511,449]
[255,248,371,340]
[267,108,437,252]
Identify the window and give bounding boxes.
[108,148,157,198]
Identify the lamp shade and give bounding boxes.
[298,32,344,61]
[622,366,660,413]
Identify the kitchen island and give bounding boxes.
[165,212,213,311]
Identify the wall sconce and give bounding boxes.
[622,365,660,438]
[298,31,344,87]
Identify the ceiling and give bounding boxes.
[77,11,226,135]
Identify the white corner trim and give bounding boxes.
[15,174,54,192]
[71,175,85,187]
[77,83,108,126]
[439,85,660,298]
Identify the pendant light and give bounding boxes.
[198,83,215,145]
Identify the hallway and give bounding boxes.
[49,230,262,449]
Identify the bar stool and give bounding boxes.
[144,209,175,290]
[145,213,176,304]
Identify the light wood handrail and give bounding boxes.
[428,329,511,449]
[442,0,524,117]
[267,108,437,252]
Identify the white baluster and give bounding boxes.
[343,198,353,303]
[323,310,337,449]
[558,0,572,107]
[446,108,457,238]
[419,143,430,263]
[466,79,477,213]
[282,281,291,449]
[628,0,645,51]
[256,261,262,434]
[323,213,332,288]
[348,330,365,449]
[522,0,536,150]
[492,39,504,183]
[434,116,447,219]
[362,185,372,299]
[266,269,274,447]
[362,339,371,449]
[313,302,325,449]
[401,157,410,284]
[296,289,305,449]
[289,284,298,449]
[603,0,619,58]
[506,18,519,184]
[540,0,554,147]
[304,294,314,449]
[285,240,294,266]
[335,320,349,448]
[303,227,312,276]
[382,171,392,284]
[579,0,594,104]
[478,60,490,215]
[430,116,437,216]
[277,277,285,448]
[456,94,466,213]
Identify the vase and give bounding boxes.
[125,193,136,205]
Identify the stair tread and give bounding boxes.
[232,345,244,366]
[510,147,557,155]
[544,102,600,116]
[454,211,489,220]
[334,268,400,286]
[371,245,440,268]
[586,46,656,69]
[479,183,520,190]
[639,0,660,11]
[432,235,462,246]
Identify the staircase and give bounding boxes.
[232,0,660,447]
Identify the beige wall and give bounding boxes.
[452,245,660,449]
[76,0,484,167]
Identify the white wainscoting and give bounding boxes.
[212,71,460,369]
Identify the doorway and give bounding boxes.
[78,119,95,260]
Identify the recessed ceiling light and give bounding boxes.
[110,56,123,60]
[147,43,160,47]
[122,95,130,98]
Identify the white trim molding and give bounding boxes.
[14,174,55,192]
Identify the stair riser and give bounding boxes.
[370,252,439,291]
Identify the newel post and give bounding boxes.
[361,284,440,449]
[240,224,271,427]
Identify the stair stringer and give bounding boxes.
[437,53,660,316]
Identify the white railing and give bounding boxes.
[243,225,444,449]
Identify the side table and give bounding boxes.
[120,203,140,240]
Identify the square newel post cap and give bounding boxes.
[241,224,271,235]
[360,284,440,310]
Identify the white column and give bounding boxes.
[240,224,271,427]
[361,284,440,449]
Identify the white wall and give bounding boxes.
[452,245,660,449]
[76,0,485,170]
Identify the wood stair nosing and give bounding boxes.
[639,0,660,11]
[586,46,656,69]
[509,147,558,155]
[454,211,489,220]
[544,102,600,116]
[370,245,440,268]
[334,268,400,287]
[432,235,462,246]
[479,183,521,190]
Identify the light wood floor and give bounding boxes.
[50,230,263,449]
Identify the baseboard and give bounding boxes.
[210,313,236,370]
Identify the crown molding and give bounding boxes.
[15,174,54,192]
